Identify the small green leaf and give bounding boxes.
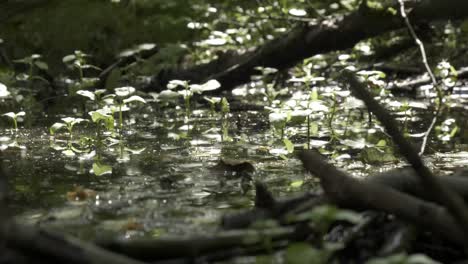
[62,54,76,64]
[62,149,76,157]
[221,97,230,113]
[50,123,66,135]
[34,61,48,70]
[290,180,303,188]
[93,161,112,176]
[283,138,294,153]
[376,139,387,147]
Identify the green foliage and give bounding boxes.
[285,243,328,264]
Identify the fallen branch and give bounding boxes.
[98,227,297,261]
[298,150,465,246]
[148,0,468,93]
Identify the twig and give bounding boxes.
[398,0,441,156]
[342,70,468,250]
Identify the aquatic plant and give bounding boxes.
[50,117,87,137]
[2,111,25,130]
[63,50,101,82]
[166,79,221,118]
[13,54,49,84]
[220,97,231,141]
[114,86,146,132]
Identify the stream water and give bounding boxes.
[3,87,468,242]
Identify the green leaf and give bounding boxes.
[167,80,188,89]
[77,90,96,101]
[62,54,76,64]
[311,87,319,101]
[115,86,135,97]
[190,79,221,93]
[50,123,66,135]
[290,180,303,188]
[376,139,387,147]
[93,161,112,176]
[283,138,294,153]
[3,112,16,119]
[34,61,48,70]
[158,90,180,102]
[62,149,76,157]
[221,97,230,113]
[123,95,146,104]
[89,110,110,123]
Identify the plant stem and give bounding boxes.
[307,115,310,150]
[119,104,123,132]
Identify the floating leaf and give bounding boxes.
[62,149,76,157]
[124,147,146,154]
[92,161,112,176]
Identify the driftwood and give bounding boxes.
[147,0,468,93]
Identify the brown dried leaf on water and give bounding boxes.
[66,186,96,202]
[121,218,144,231]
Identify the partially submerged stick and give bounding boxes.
[298,150,464,246]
